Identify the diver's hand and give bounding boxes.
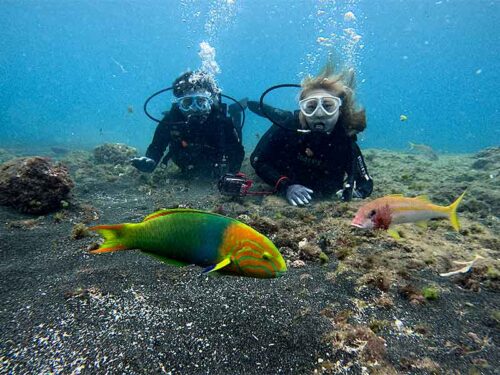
[352,178,373,199]
[131,156,156,173]
[286,184,313,206]
[338,179,373,201]
[338,184,353,202]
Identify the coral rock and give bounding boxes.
[0,157,74,214]
[93,143,138,165]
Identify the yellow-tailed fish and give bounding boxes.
[351,192,466,238]
[89,208,287,278]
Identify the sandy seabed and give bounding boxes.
[0,145,498,374]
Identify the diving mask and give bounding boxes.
[177,94,213,114]
[299,95,342,117]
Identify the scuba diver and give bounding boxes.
[131,70,244,179]
[247,62,373,206]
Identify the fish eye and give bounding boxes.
[262,252,272,260]
[368,209,377,218]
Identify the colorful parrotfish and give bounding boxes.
[89,208,287,278]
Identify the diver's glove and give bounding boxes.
[131,156,156,173]
[338,184,353,202]
[338,178,373,201]
[352,178,373,199]
[286,184,313,206]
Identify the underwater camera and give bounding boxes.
[218,173,253,197]
[218,173,277,197]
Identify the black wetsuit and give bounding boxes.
[250,110,372,200]
[146,104,244,177]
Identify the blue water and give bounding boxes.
[1,0,498,154]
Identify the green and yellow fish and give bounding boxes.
[89,208,287,278]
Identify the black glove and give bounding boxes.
[131,156,156,173]
[338,178,373,202]
[352,177,373,199]
[340,184,353,202]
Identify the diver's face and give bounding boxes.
[177,90,214,120]
[300,89,341,133]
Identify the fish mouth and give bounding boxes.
[351,221,364,228]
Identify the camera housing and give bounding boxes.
[218,173,252,196]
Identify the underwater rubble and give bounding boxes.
[0,156,73,214]
[0,145,498,374]
[93,143,138,165]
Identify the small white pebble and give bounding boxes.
[291,260,306,268]
[395,319,404,330]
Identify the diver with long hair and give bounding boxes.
[132,70,244,178]
[249,62,373,206]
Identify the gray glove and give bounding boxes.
[131,156,156,173]
[286,184,313,206]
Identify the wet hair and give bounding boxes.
[172,70,220,98]
[300,61,366,135]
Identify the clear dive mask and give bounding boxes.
[299,95,342,117]
[177,94,213,114]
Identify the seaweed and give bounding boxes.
[421,285,440,300]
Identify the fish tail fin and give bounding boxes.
[88,224,131,253]
[447,190,466,231]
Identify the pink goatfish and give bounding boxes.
[351,192,466,238]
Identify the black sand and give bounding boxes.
[1,147,499,374]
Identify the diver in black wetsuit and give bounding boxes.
[132,71,244,178]
[249,63,373,206]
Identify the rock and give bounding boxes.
[0,157,74,214]
[93,143,138,165]
[472,147,500,170]
[471,158,491,170]
[291,260,306,268]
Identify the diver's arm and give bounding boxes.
[349,142,373,199]
[145,114,172,165]
[247,101,294,123]
[223,121,245,173]
[250,125,292,193]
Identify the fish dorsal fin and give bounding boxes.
[415,195,431,202]
[143,209,172,221]
[202,257,232,274]
[142,208,217,222]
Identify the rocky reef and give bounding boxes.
[93,143,138,165]
[471,146,499,172]
[0,156,74,214]
[1,145,498,374]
